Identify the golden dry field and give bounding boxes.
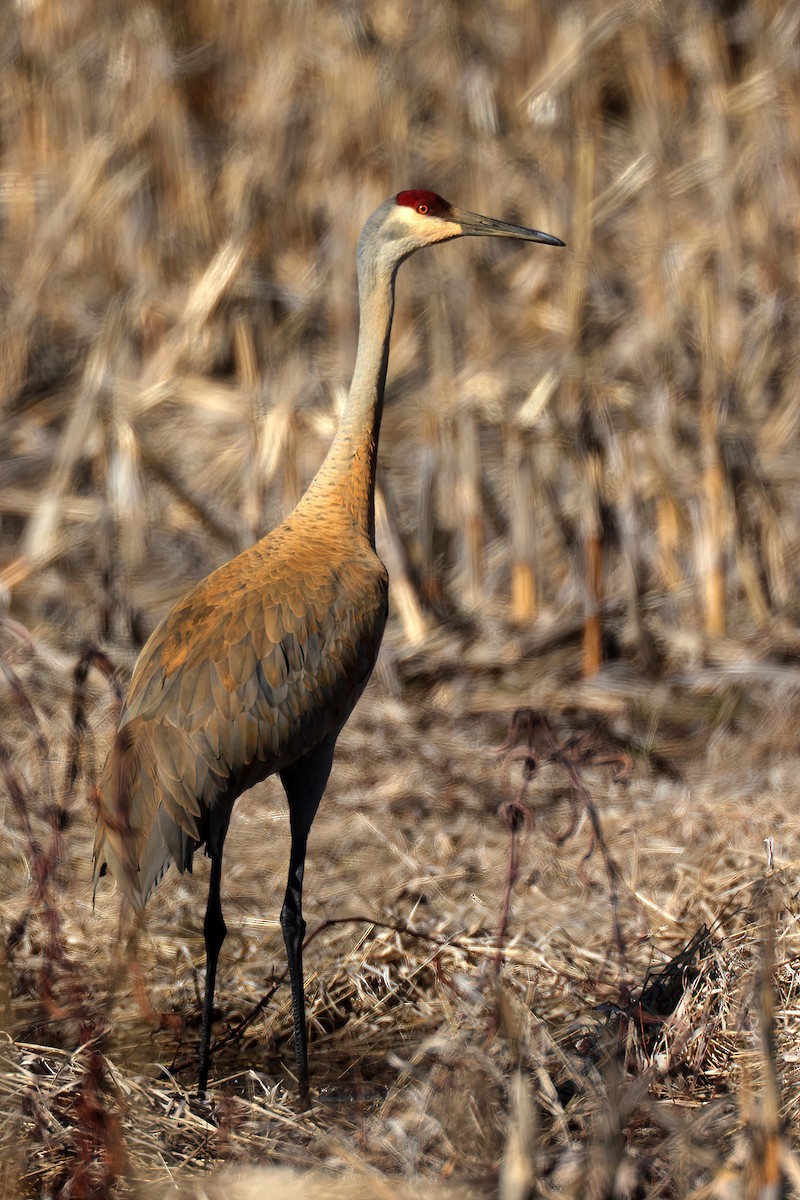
[2,0,800,1196]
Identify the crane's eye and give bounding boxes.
[417,203,428,214]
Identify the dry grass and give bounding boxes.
[2,0,800,1195]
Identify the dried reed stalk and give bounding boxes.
[506,427,538,626]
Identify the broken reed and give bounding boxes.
[0,0,798,668]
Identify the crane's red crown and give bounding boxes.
[396,189,451,217]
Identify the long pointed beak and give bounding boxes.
[450,207,565,247]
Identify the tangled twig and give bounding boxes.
[493,709,632,1001]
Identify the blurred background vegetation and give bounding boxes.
[2,0,800,1196]
[2,0,798,675]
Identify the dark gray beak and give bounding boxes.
[450,207,565,247]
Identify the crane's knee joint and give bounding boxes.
[204,911,227,947]
[280,902,305,943]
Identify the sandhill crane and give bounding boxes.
[93,190,564,1099]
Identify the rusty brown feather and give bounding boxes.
[96,519,387,904]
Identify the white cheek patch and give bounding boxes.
[394,204,416,225]
[394,204,424,231]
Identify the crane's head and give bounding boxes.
[359,189,564,271]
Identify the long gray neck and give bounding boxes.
[301,244,397,546]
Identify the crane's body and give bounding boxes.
[94,190,564,1099]
[96,456,389,907]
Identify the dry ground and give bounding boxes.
[3,631,800,1197]
[2,0,800,1196]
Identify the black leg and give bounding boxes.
[280,839,311,1103]
[279,737,335,1102]
[198,849,226,1097]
